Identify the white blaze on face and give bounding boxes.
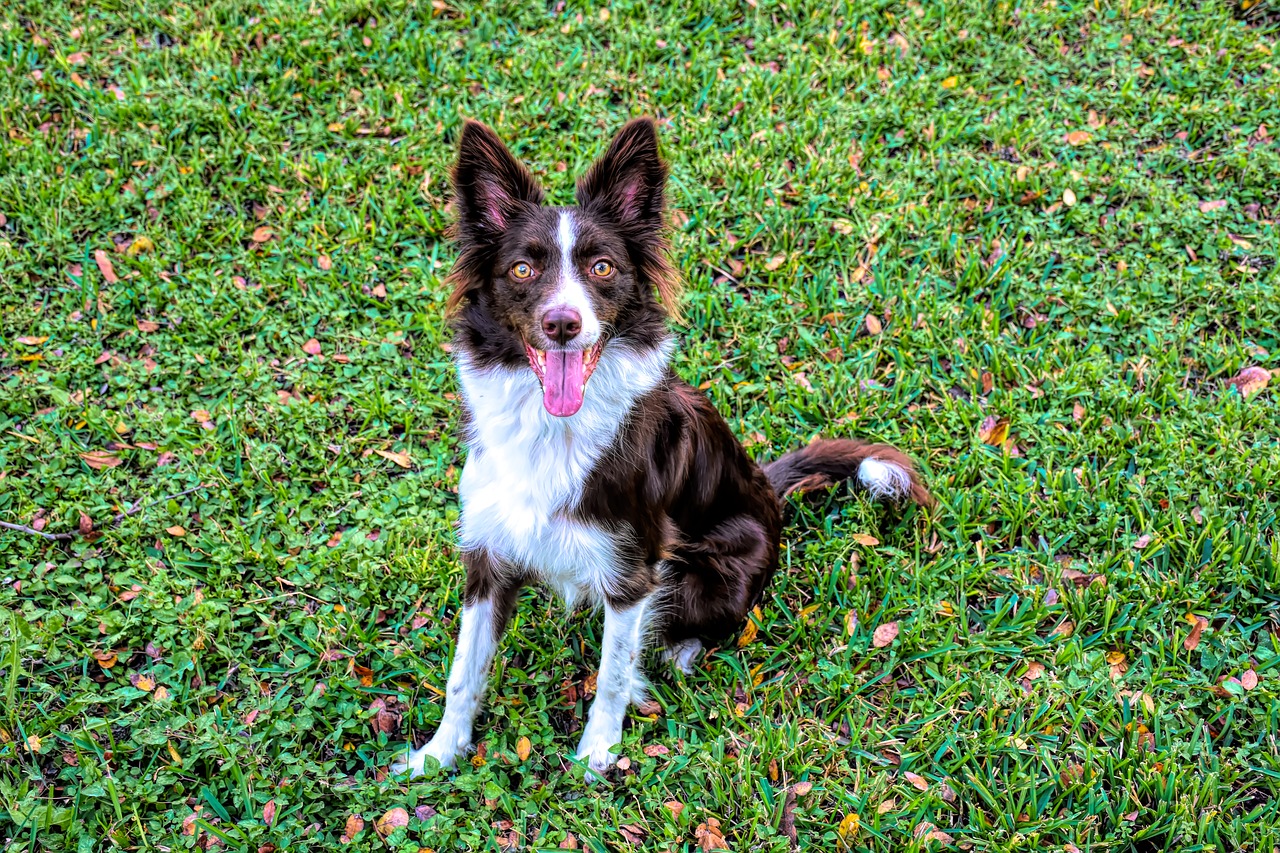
[550,210,601,346]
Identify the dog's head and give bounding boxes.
[446,118,678,417]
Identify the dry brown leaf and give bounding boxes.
[1184,615,1208,651]
[318,254,332,271]
[263,800,276,826]
[913,822,955,845]
[872,621,899,648]
[904,771,928,791]
[851,533,880,547]
[1133,534,1151,550]
[94,249,118,283]
[1199,199,1227,213]
[93,650,118,669]
[341,814,365,843]
[643,743,670,757]
[1228,366,1269,398]
[302,338,323,356]
[166,525,187,537]
[1072,402,1086,422]
[15,335,48,345]
[1241,669,1258,691]
[737,607,760,647]
[865,314,883,335]
[136,318,160,332]
[376,448,412,468]
[81,450,122,470]
[619,824,646,844]
[978,416,1010,446]
[251,226,274,243]
[1051,620,1075,640]
[695,817,729,851]
[877,798,896,815]
[764,254,786,272]
[131,673,155,692]
[375,807,409,836]
[663,800,685,820]
[1065,130,1091,146]
[1024,661,1046,680]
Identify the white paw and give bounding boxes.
[390,734,465,778]
[575,729,620,781]
[663,639,703,675]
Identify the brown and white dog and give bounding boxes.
[392,118,931,778]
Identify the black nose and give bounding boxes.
[542,308,582,344]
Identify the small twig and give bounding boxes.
[0,484,209,543]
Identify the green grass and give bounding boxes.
[2,0,1279,849]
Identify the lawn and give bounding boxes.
[2,0,1280,849]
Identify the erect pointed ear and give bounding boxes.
[575,118,667,227]
[451,120,544,240]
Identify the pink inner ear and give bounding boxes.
[479,186,507,229]
[618,181,640,218]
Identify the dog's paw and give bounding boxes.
[390,736,464,778]
[574,730,620,782]
[662,639,703,675]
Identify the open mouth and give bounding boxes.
[524,340,603,417]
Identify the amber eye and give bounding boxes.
[510,262,534,280]
[590,260,614,277]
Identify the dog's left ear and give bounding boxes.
[576,118,667,228]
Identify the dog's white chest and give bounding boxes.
[453,343,672,604]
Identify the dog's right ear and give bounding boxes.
[452,121,544,242]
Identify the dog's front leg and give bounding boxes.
[393,552,520,778]
[575,592,653,777]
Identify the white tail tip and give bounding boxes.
[858,457,913,501]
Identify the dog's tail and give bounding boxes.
[762,439,933,507]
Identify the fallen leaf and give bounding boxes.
[619,824,645,844]
[904,771,928,791]
[1065,130,1091,146]
[94,249,118,283]
[1133,534,1151,549]
[851,533,880,547]
[318,254,332,270]
[1072,402,1086,422]
[872,621,899,648]
[559,835,579,850]
[737,606,761,647]
[341,814,365,843]
[94,650,118,669]
[251,226,274,243]
[695,817,729,851]
[302,338,323,355]
[130,673,155,691]
[837,813,860,844]
[1242,669,1258,690]
[516,736,532,761]
[375,807,409,836]
[643,743,670,757]
[1063,188,1078,207]
[941,75,958,88]
[1198,199,1227,213]
[1107,650,1129,679]
[1184,615,1208,650]
[136,318,160,332]
[877,798,897,815]
[166,525,187,537]
[764,254,786,272]
[263,800,276,826]
[1050,620,1075,640]
[375,448,412,468]
[913,822,955,845]
[865,314,883,335]
[127,235,156,256]
[663,800,685,820]
[1227,366,1269,398]
[81,450,123,470]
[1024,661,1046,680]
[15,335,48,345]
[978,416,1010,446]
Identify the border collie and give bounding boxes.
[392,118,931,778]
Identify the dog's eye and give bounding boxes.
[510,262,534,280]
[590,260,614,277]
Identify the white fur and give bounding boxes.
[858,457,912,500]
[392,600,497,776]
[662,638,704,675]
[543,211,601,345]
[576,595,654,776]
[455,339,672,606]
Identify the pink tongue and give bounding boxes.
[542,350,586,417]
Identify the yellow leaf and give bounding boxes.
[516,736,532,761]
[375,807,409,836]
[135,674,155,691]
[126,235,156,256]
[837,812,860,842]
[154,686,171,701]
[941,76,958,89]
[375,448,412,468]
[26,734,42,753]
[167,740,183,764]
[738,606,762,647]
[978,416,1010,446]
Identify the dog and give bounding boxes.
[392,118,931,778]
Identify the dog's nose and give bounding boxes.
[541,308,582,344]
